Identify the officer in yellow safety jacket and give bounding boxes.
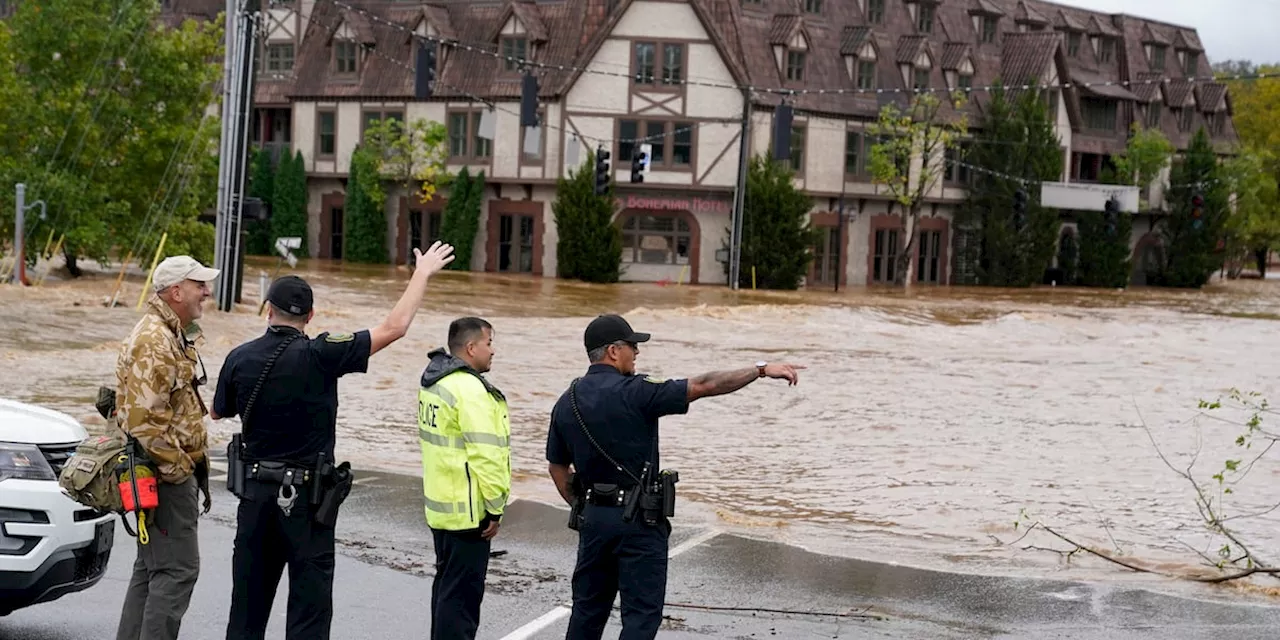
[417,317,509,640]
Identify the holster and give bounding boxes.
[226,434,246,498]
[313,461,353,528]
[247,461,312,486]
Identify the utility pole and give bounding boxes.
[10,183,47,286]
[213,0,261,312]
[728,89,752,290]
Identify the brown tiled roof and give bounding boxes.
[1164,78,1195,106]
[402,5,457,42]
[1130,71,1163,102]
[1172,29,1203,52]
[1141,23,1170,44]
[840,26,872,56]
[339,10,377,45]
[969,0,1005,16]
[896,35,928,64]
[1052,9,1086,31]
[1014,1,1049,24]
[1086,15,1120,37]
[1196,83,1227,112]
[941,43,969,70]
[197,0,1233,150]
[1069,67,1139,100]
[768,14,800,46]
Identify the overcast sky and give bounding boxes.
[1054,0,1278,64]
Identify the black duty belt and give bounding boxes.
[583,483,635,507]
[246,461,312,486]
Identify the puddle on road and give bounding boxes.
[3,257,1279,592]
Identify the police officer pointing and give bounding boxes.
[546,314,802,640]
[210,241,454,640]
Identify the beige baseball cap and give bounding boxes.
[151,256,220,292]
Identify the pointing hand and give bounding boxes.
[763,363,805,386]
[414,241,456,276]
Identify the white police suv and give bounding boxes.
[0,398,115,616]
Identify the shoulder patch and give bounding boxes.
[325,333,354,343]
[643,376,666,384]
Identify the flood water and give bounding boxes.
[3,256,1279,590]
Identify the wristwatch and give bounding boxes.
[756,361,767,378]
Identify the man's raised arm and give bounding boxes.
[369,242,455,356]
[686,363,804,402]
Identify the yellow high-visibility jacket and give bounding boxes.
[417,349,511,531]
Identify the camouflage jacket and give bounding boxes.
[115,296,209,483]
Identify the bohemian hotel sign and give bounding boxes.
[615,192,732,215]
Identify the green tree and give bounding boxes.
[0,0,223,275]
[270,151,309,258]
[342,146,387,263]
[726,154,820,290]
[1158,128,1228,287]
[245,147,275,256]
[1222,148,1280,277]
[955,85,1063,287]
[1076,207,1133,288]
[1105,123,1175,210]
[362,117,450,204]
[439,168,484,271]
[554,149,622,283]
[867,92,969,286]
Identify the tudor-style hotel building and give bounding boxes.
[163,0,1238,287]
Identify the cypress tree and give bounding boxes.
[553,148,622,283]
[954,86,1063,286]
[245,147,274,255]
[342,145,387,263]
[728,154,820,290]
[271,150,309,258]
[1159,128,1228,287]
[439,168,477,270]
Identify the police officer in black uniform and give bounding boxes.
[210,242,454,640]
[546,314,802,640]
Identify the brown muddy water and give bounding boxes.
[3,256,1279,592]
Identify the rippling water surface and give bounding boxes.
[3,257,1278,589]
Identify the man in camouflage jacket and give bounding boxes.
[114,255,218,640]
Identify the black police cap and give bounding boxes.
[584,314,650,352]
[267,275,314,316]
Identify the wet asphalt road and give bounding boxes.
[2,460,1279,639]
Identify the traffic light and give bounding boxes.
[630,144,650,183]
[1104,196,1118,236]
[1191,191,1204,230]
[520,72,539,127]
[414,41,437,99]
[773,104,793,162]
[1012,188,1028,232]
[594,146,610,196]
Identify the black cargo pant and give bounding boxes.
[565,504,670,640]
[430,526,492,640]
[225,478,335,640]
[116,476,200,640]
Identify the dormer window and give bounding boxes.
[979,16,998,43]
[843,31,878,91]
[906,49,933,92]
[867,0,884,23]
[958,72,973,91]
[804,0,821,13]
[1094,36,1114,63]
[917,3,935,33]
[1147,44,1166,70]
[1066,32,1081,57]
[501,37,527,72]
[334,40,358,74]
[856,57,876,90]
[787,50,806,81]
[1181,51,1198,76]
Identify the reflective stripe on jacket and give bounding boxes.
[418,351,511,531]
